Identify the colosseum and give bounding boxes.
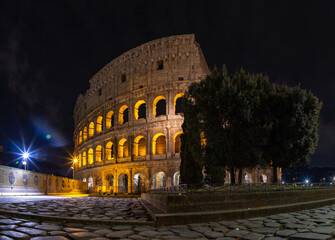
[73,34,276,194]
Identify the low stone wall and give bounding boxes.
[0,165,86,195]
[142,189,335,214]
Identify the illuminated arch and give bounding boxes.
[261,174,268,183]
[95,145,102,162]
[78,154,82,167]
[153,171,166,189]
[82,151,87,166]
[105,141,114,160]
[174,93,184,114]
[133,135,146,156]
[173,131,183,153]
[173,171,180,186]
[118,138,129,158]
[106,110,114,129]
[83,127,87,141]
[244,172,252,184]
[118,105,129,124]
[153,96,166,117]
[89,122,94,137]
[96,116,103,133]
[118,173,128,193]
[134,100,146,120]
[134,172,146,193]
[152,133,166,155]
[88,148,93,164]
[79,131,82,144]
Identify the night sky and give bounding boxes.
[1,1,335,175]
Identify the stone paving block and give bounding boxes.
[48,231,68,236]
[90,238,109,240]
[35,225,62,231]
[129,235,148,240]
[133,226,155,232]
[20,222,38,227]
[178,231,203,238]
[94,229,113,236]
[158,231,173,236]
[63,227,88,233]
[30,237,68,240]
[311,226,335,235]
[106,230,134,238]
[217,238,235,240]
[16,227,47,236]
[244,232,265,240]
[0,225,17,230]
[156,227,170,232]
[69,231,100,240]
[204,231,223,238]
[161,236,183,240]
[264,237,286,240]
[264,222,281,228]
[0,236,14,240]
[139,230,161,238]
[111,225,132,231]
[252,228,277,234]
[289,232,331,240]
[0,219,21,225]
[275,230,297,237]
[212,226,229,233]
[170,226,188,233]
[225,229,249,238]
[0,230,30,239]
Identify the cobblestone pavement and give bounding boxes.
[1,197,335,239]
[0,197,150,221]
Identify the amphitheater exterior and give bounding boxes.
[73,34,276,194]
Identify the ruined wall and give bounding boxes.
[0,165,86,195]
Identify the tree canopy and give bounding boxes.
[180,67,322,184]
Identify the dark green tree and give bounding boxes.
[264,85,322,182]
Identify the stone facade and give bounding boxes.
[73,34,277,194]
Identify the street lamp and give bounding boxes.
[22,152,30,171]
[72,158,78,179]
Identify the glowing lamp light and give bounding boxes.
[281,181,285,184]
[22,160,27,165]
[22,152,30,159]
[46,134,52,140]
[305,179,309,184]
[73,158,78,163]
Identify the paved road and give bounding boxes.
[1,196,335,239]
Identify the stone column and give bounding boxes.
[146,130,151,160]
[166,126,171,159]
[129,168,133,194]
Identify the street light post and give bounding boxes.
[73,158,78,179]
[22,152,29,171]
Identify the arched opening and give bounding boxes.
[106,111,114,129]
[134,172,146,193]
[153,171,166,189]
[244,173,252,184]
[88,148,93,164]
[119,105,129,124]
[95,145,102,162]
[260,174,268,183]
[174,131,183,153]
[174,93,184,115]
[152,133,166,155]
[89,122,94,137]
[225,172,231,184]
[173,171,180,186]
[105,141,114,160]
[118,174,128,193]
[79,131,82,144]
[83,127,87,141]
[96,116,103,133]
[118,139,129,158]
[153,96,166,117]
[78,154,82,167]
[82,152,87,166]
[133,136,146,156]
[134,100,146,120]
[88,176,93,188]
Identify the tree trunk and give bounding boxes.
[272,166,278,183]
[238,168,243,184]
[230,167,235,184]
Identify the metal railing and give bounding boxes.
[147,182,335,194]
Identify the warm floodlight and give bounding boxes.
[74,158,78,163]
[23,152,30,159]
